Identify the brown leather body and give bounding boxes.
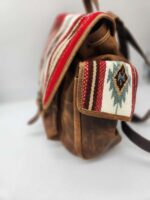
[60,68,121,159]
[42,15,128,159]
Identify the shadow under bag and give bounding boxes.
[30,1,150,159]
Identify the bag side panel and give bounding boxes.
[42,98,59,139]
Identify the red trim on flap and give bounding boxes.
[95,61,106,111]
[44,15,83,87]
[43,12,102,106]
[40,13,67,69]
[131,64,138,115]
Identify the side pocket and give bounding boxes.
[75,60,122,159]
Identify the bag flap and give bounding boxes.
[39,12,115,110]
[76,60,138,121]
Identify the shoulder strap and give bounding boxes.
[121,110,150,152]
[121,121,150,153]
[82,0,99,13]
[132,111,150,123]
[108,12,150,66]
[115,17,150,66]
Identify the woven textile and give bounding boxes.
[77,60,138,121]
[40,12,111,109]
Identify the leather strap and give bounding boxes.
[115,18,129,59]
[28,111,41,125]
[28,92,43,125]
[132,110,150,123]
[82,0,99,13]
[121,121,150,153]
[116,18,150,66]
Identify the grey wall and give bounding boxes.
[0,0,150,103]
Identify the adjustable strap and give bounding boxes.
[115,16,150,152]
[132,110,150,123]
[115,18,129,59]
[28,111,40,125]
[115,18,150,66]
[82,0,99,13]
[28,93,43,125]
[121,110,150,152]
[121,121,150,153]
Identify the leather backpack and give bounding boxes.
[29,0,150,159]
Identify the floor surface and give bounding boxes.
[0,84,150,200]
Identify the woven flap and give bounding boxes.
[39,12,115,110]
[77,60,138,121]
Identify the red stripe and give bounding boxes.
[41,14,67,68]
[130,64,138,115]
[44,15,83,87]
[82,61,89,108]
[47,13,67,46]
[44,13,67,59]
[45,14,69,56]
[94,61,106,111]
[43,12,102,106]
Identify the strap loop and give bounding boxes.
[82,0,99,13]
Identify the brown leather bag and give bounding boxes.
[29,0,150,159]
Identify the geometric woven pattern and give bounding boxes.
[114,64,129,94]
[107,62,131,114]
[39,12,114,109]
[77,60,138,121]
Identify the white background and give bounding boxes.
[0,0,150,103]
[0,1,150,200]
[0,88,150,200]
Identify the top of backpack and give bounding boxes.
[39,12,115,110]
